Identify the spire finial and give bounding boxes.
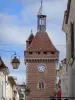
[31,30,33,34]
[41,0,42,7]
[38,0,44,15]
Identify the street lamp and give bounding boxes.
[11,53,20,69]
[0,50,20,69]
[25,86,30,100]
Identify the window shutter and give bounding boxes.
[71,22,74,58]
[39,82,44,89]
[74,22,75,56]
[0,82,2,99]
[42,82,44,88]
[2,80,6,98]
[39,82,41,89]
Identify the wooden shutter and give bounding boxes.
[71,22,74,58]
[0,82,2,99]
[2,80,6,98]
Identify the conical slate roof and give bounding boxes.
[27,32,58,52]
[26,33,34,42]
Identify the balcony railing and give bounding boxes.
[49,96,75,100]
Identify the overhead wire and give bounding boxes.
[0,50,16,53]
[0,43,66,46]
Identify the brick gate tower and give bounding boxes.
[24,1,59,100]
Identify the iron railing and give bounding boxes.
[49,96,75,100]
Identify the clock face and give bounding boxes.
[38,65,46,72]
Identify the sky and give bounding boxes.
[0,0,68,84]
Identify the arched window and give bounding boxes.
[41,18,44,25]
[39,18,41,25]
[39,82,44,89]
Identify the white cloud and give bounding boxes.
[0,25,32,44]
[21,0,67,22]
[0,13,36,44]
[0,13,18,26]
[0,0,68,83]
[0,0,67,45]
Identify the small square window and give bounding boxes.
[29,41,31,44]
[38,52,40,54]
[36,52,40,54]
[29,52,33,54]
[44,52,47,54]
[51,52,55,54]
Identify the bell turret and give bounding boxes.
[37,0,46,32]
[26,30,34,49]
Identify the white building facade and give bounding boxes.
[62,0,75,98]
[0,57,9,100]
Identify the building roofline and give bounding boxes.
[0,57,10,75]
[65,0,71,24]
[8,76,16,85]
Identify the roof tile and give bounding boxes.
[27,32,58,52]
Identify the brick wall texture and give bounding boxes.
[24,31,59,100]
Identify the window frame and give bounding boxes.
[38,82,45,89]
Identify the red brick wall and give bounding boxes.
[25,32,59,100]
[26,61,56,100]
